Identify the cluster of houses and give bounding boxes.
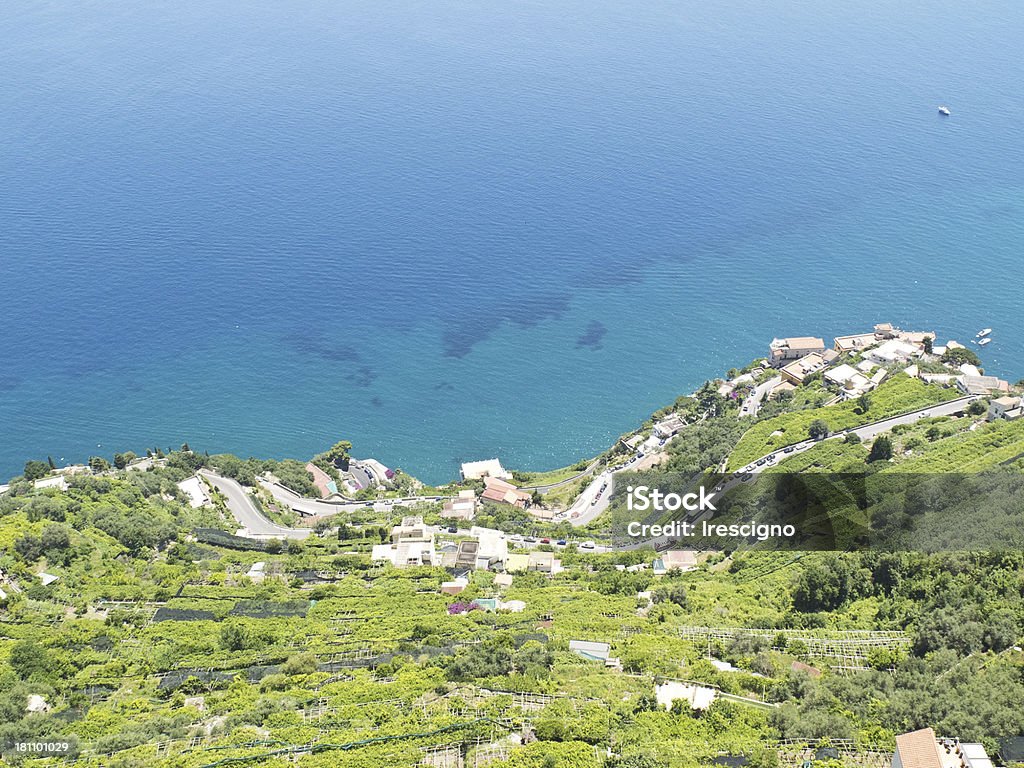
[765,323,1014,402]
[370,516,562,576]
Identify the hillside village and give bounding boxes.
[2,323,1024,767]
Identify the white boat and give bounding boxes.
[978,338,992,346]
[938,105,951,116]
[977,328,991,337]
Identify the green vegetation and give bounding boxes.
[728,376,957,470]
[2,339,1022,767]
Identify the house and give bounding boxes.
[38,572,59,586]
[177,476,211,508]
[527,551,560,574]
[443,490,477,521]
[372,517,438,567]
[893,728,996,768]
[480,476,531,508]
[371,540,436,568]
[392,517,432,545]
[26,695,50,714]
[865,339,921,365]
[655,681,717,711]
[440,577,468,595]
[493,573,513,588]
[504,553,531,573]
[461,459,512,481]
[958,375,1010,396]
[769,381,797,400]
[899,330,937,349]
[622,434,645,451]
[569,640,611,663]
[893,728,944,768]
[920,373,958,386]
[653,550,697,575]
[654,415,687,439]
[833,333,877,354]
[453,540,481,571]
[304,462,338,498]
[469,527,509,569]
[34,475,68,492]
[988,396,1023,421]
[824,363,870,390]
[769,337,826,366]
[246,562,266,583]
[874,323,899,339]
[780,352,827,385]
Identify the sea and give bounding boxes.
[2,0,1023,484]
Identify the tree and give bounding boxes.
[219,622,247,651]
[808,420,830,441]
[113,451,137,470]
[9,640,49,680]
[41,524,72,556]
[324,440,353,469]
[88,456,111,473]
[23,460,50,481]
[15,534,43,563]
[867,435,893,463]
[967,399,987,416]
[856,393,872,414]
[922,336,934,355]
[844,432,861,444]
[941,347,981,367]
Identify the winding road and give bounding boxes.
[198,470,312,540]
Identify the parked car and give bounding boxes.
[447,526,458,534]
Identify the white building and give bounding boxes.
[988,396,1023,421]
[865,339,920,365]
[372,517,438,568]
[655,681,717,711]
[371,541,436,568]
[653,415,687,439]
[26,695,50,714]
[460,459,512,481]
[33,475,68,492]
[769,337,826,366]
[177,476,210,508]
[246,562,266,583]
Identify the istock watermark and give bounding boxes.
[625,484,717,514]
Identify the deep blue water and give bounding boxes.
[2,0,1023,483]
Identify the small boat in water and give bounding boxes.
[977,328,992,338]
[978,337,992,346]
[938,105,951,116]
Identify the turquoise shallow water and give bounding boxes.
[2,0,1023,483]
